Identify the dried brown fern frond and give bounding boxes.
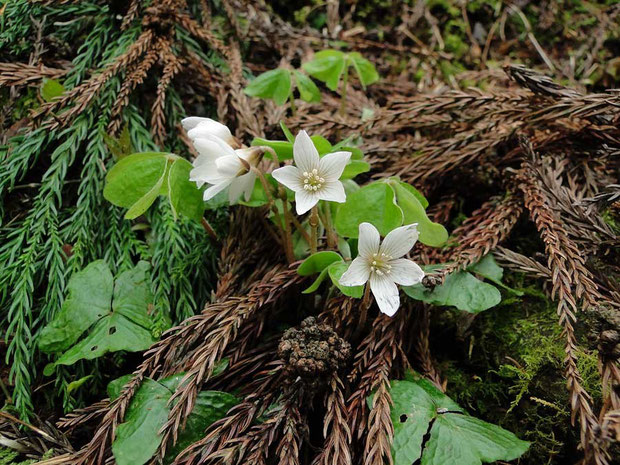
[347,314,406,465]
[517,138,606,463]
[0,62,67,87]
[423,194,523,286]
[312,373,352,465]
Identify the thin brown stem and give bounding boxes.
[309,206,319,254]
[200,217,218,240]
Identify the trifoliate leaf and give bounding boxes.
[403,270,501,313]
[390,180,447,247]
[293,70,321,102]
[244,68,292,106]
[381,375,529,465]
[104,152,203,221]
[38,261,157,368]
[112,374,239,465]
[163,391,239,464]
[298,251,343,276]
[251,135,332,161]
[167,158,205,221]
[341,160,370,180]
[468,254,524,296]
[104,152,170,218]
[302,50,347,91]
[335,181,403,237]
[348,52,380,88]
[302,266,331,294]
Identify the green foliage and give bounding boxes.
[244,68,321,105]
[302,49,380,91]
[0,2,222,420]
[40,78,65,102]
[39,261,159,372]
[103,152,204,221]
[110,374,238,465]
[299,251,363,297]
[380,373,528,465]
[102,125,133,160]
[244,68,292,105]
[334,180,448,246]
[404,268,501,313]
[0,0,43,55]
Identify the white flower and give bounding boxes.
[271,130,351,215]
[181,117,237,147]
[189,134,261,203]
[339,222,424,317]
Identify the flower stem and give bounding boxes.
[253,166,294,263]
[320,203,338,248]
[339,69,349,117]
[278,187,296,263]
[309,206,319,254]
[289,93,296,116]
[359,284,371,327]
[200,217,218,241]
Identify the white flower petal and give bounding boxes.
[215,155,242,178]
[272,165,303,191]
[339,257,371,287]
[319,151,351,181]
[388,258,425,286]
[357,222,381,259]
[229,171,256,203]
[193,137,228,163]
[187,119,234,144]
[379,223,419,259]
[181,116,209,131]
[293,130,320,174]
[294,189,319,215]
[203,180,232,201]
[317,180,346,203]
[190,162,221,187]
[369,274,401,317]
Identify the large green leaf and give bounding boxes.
[382,375,529,465]
[112,373,239,465]
[167,158,205,221]
[335,181,403,237]
[302,50,347,91]
[403,270,501,313]
[112,378,171,465]
[244,68,292,105]
[104,152,168,208]
[391,180,447,247]
[39,260,114,353]
[104,152,204,221]
[163,391,239,464]
[292,70,321,103]
[39,261,157,369]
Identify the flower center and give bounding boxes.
[302,168,325,192]
[369,252,393,276]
